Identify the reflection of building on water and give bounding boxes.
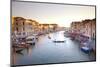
[26,45,34,56]
[12,31,96,66]
[12,52,16,65]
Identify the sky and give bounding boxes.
[12,1,95,27]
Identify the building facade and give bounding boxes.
[70,18,96,39]
[13,17,26,38]
[12,17,40,38]
[12,17,58,38]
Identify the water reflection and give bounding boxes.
[12,52,16,65]
[16,51,24,55]
[26,45,35,56]
[12,31,95,65]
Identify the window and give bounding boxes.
[23,22,24,25]
[23,27,25,31]
[16,27,18,31]
[16,22,18,25]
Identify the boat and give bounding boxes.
[53,40,65,43]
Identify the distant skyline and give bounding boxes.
[12,1,95,27]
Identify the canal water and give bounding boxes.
[12,31,95,65]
